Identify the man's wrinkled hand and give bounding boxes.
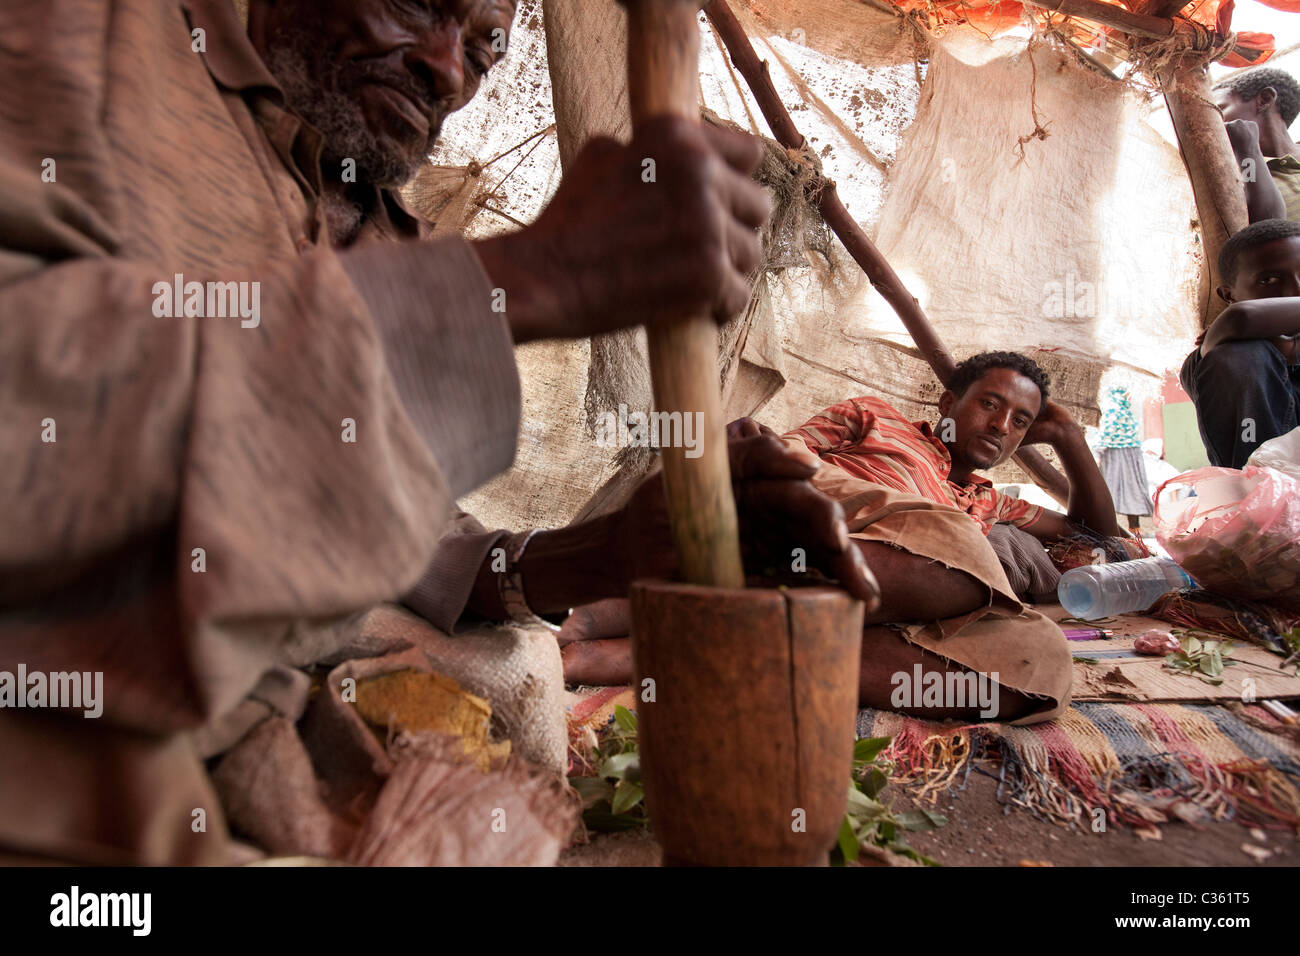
[475,116,769,343]
[611,417,881,609]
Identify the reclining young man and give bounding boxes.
[1181,219,1300,468]
[559,352,1124,725]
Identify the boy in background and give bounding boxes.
[1181,219,1300,469]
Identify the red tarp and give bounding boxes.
[887,0,1289,68]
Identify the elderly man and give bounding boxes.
[0,0,875,864]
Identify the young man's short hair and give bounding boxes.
[1214,67,1300,126]
[1218,218,1300,286]
[947,351,1051,406]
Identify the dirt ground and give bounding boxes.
[562,517,1300,869]
[891,771,1299,867]
[559,770,1300,867]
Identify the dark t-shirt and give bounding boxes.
[1181,340,1300,468]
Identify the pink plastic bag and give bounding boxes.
[1154,466,1300,612]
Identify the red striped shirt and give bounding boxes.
[784,396,1044,536]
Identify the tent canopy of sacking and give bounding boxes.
[400,0,1281,533]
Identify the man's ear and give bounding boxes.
[1258,87,1278,114]
[938,389,955,418]
[1216,284,1235,304]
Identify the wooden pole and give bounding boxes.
[1159,59,1249,329]
[1021,0,1174,40]
[706,0,1073,504]
[623,0,746,588]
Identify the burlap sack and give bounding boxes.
[356,604,568,774]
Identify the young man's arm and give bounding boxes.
[1200,297,1300,357]
[782,397,877,455]
[1019,401,1124,541]
[1225,119,1289,223]
[1244,174,1288,224]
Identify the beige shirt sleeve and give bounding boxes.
[403,510,511,633]
[0,184,519,577]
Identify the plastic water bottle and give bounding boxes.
[1057,557,1196,619]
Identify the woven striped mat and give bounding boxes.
[566,688,1300,832]
[857,702,1300,832]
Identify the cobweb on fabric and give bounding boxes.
[428,0,562,237]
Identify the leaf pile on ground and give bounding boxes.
[1164,630,1236,685]
[836,736,943,867]
[568,706,647,833]
[568,710,945,864]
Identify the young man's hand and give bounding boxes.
[609,418,881,608]
[473,116,769,343]
[1021,399,1081,448]
[1019,399,1124,540]
[1224,118,1261,159]
[1221,119,1288,222]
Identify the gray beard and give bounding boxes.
[321,192,365,245]
[261,32,430,189]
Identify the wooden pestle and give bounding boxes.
[621,0,746,589]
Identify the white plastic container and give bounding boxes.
[1057,556,1196,620]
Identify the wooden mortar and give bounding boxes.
[630,580,864,866]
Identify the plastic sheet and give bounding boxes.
[1155,466,1300,612]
